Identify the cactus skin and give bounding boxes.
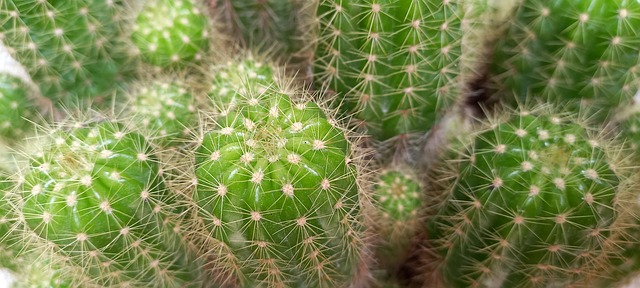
[192,60,368,287]
[0,74,33,140]
[490,0,640,114]
[427,104,636,287]
[132,0,210,68]
[0,0,136,105]
[0,174,20,271]
[372,168,421,273]
[19,120,205,287]
[128,80,197,146]
[314,0,462,155]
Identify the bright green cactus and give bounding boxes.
[132,0,210,68]
[0,173,20,271]
[314,0,462,158]
[489,0,640,116]
[189,61,370,287]
[18,119,205,287]
[127,80,198,146]
[0,74,34,140]
[212,0,314,63]
[371,167,422,274]
[426,103,638,287]
[0,0,137,105]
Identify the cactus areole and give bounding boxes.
[194,91,363,287]
[21,121,201,286]
[430,108,625,287]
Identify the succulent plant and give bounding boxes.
[187,58,371,287]
[18,119,205,287]
[488,0,640,118]
[126,79,198,147]
[0,0,137,105]
[132,0,210,68]
[314,0,463,159]
[426,103,638,287]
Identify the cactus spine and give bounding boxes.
[314,0,462,158]
[188,57,370,287]
[0,0,137,105]
[18,119,205,287]
[426,103,638,287]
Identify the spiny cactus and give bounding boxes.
[17,119,205,287]
[489,0,640,117]
[132,0,210,68]
[314,0,462,159]
[425,103,638,287]
[186,58,371,287]
[371,166,422,274]
[0,75,34,141]
[211,0,314,65]
[126,79,198,147]
[0,0,137,105]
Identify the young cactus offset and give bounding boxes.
[18,119,205,287]
[189,58,370,287]
[126,79,198,147]
[426,103,639,287]
[132,0,210,68]
[489,0,640,115]
[314,0,462,158]
[0,0,137,105]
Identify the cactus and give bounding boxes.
[0,0,137,105]
[371,167,422,274]
[489,0,640,117]
[425,103,638,287]
[0,173,20,271]
[188,58,370,287]
[126,79,198,147]
[18,119,205,287]
[132,0,210,68]
[0,74,35,141]
[314,0,462,159]
[211,0,314,66]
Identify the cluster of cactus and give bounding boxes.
[0,0,640,287]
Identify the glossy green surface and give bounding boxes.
[0,0,136,104]
[195,81,363,287]
[315,0,461,143]
[21,121,203,287]
[129,81,197,146]
[430,108,622,287]
[133,0,209,67]
[491,0,640,112]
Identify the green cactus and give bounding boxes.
[0,74,34,140]
[371,167,422,272]
[132,0,210,68]
[18,119,205,287]
[0,173,20,271]
[314,0,462,158]
[127,80,198,147]
[190,60,369,287]
[489,0,640,116]
[0,0,137,105]
[426,103,638,287]
[212,0,314,63]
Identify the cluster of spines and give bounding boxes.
[132,0,211,69]
[14,118,205,287]
[426,103,638,287]
[0,0,137,105]
[181,57,371,288]
[314,0,462,160]
[488,0,640,117]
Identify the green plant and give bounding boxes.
[426,103,638,287]
[132,0,210,68]
[187,58,371,287]
[18,119,205,287]
[314,0,462,159]
[0,0,137,105]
